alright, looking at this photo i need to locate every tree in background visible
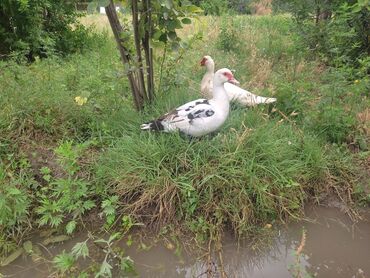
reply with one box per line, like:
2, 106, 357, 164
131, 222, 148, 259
0, 0, 91, 61
273, 0, 370, 74
90, 0, 201, 110
190, 0, 252, 15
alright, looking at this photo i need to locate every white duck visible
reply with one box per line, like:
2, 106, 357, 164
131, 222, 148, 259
200, 55, 276, 107
141, 68, 239, 137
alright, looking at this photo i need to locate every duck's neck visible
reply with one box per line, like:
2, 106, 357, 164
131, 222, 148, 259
211, 81, 230, 113
206, 62, 214, 74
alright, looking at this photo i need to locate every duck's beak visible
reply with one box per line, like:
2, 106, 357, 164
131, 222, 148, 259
228, 77, 240, 85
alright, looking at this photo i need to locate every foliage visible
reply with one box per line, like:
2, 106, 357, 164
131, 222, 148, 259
52, 232, 137, 277
53, 251, 75, 274
190, 0, 252, 15
0, 14, 369, 273
197, 0, 229, 15
0, 154, 33, 247
87, 0, 202, 110
36, 141, 95, 233
0, 0, 95, 61
216, 17, 242, 52
274, 0, 370, 72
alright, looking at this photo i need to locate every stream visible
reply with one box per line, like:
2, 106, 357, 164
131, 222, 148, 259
1, 206, 370, 277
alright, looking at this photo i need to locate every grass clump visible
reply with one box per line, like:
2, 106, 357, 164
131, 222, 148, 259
95, 108, 352, 239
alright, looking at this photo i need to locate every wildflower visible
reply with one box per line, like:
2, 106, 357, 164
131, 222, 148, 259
354, 80, 359, 84
74, 96, 88, 106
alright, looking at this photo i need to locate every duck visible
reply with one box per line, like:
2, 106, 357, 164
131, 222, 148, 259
200, 55, 277, 107
141, 68, 239, 137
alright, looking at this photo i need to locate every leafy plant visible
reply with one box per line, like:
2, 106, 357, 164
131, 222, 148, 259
36, 142, 95, 233
101, 195, 119, 227
53, 251, 75, 274
88, 0, 202, 110
216, 17, 242, 52
0, 0, 94, 61
277, 0, 370, 71
0, 160, 32, 230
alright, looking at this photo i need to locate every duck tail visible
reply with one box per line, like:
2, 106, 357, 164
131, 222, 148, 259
140, 120, 165, 131
251, 96, 277, 105
264, 97, 277, 104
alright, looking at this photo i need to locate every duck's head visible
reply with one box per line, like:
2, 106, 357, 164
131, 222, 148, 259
200, 55, 215, 71
214, 68, 239, 86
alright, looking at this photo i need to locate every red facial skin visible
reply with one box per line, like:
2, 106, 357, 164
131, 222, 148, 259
200, 57, 207, 66
223, 72, 238, 84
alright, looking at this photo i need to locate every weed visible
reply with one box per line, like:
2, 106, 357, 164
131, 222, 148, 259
289, 228, 313, 278
216, 17, 242, 53
53, 251, 75, 274
36, 141, 96, 234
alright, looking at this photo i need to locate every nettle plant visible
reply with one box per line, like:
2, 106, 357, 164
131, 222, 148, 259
53, 232, 136, 277
36, 141, 95, 234
88, 0, 202, 110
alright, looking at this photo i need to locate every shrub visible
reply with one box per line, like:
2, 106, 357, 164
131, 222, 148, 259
0, 0, 92, 61
274, 0, 370, 73
190, 0, 252, 15
216, 17, 242, 52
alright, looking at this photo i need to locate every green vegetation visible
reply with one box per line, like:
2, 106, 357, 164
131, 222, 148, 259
0, 0, 93, 61
275, 0, 370, 72
0, 7, 369, 276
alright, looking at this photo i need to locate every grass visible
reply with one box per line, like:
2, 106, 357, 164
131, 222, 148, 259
0, 13, 369, 272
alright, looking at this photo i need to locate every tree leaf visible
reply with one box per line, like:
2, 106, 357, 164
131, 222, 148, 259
87, 1, 98, 14
152, 30, 163, 40
168, 31, 177, 40
181, 18, 192, 24
159, 33, 168, 43
98, 0, 110, 7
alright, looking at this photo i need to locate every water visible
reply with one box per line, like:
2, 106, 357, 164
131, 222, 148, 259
2, 206, 370, 277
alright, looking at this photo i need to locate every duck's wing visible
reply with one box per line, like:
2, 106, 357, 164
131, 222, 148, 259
141, 99, 215, 132
163, 99, 215, 127
224, 82, 277, 106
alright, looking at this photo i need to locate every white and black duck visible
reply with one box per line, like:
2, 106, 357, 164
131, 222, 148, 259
140, 68, 239, 137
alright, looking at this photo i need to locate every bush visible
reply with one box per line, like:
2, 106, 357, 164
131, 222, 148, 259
0, 0, 92, 61
190, 0, 252, 15
216, 17, 242, 52
275, 0, 370, 73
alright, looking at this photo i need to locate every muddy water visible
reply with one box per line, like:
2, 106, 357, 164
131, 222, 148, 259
2, 206, 370, 277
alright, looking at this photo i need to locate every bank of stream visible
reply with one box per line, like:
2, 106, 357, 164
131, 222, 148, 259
1, 206, 369, 277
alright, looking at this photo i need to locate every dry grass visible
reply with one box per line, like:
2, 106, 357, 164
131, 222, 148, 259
251, 0, 272, 15
79, 14, 112, 33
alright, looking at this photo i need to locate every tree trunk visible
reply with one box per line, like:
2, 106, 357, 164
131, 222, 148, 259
105, 0, 144, 110
142, 0, 154, 102
131, 0, 148, 102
